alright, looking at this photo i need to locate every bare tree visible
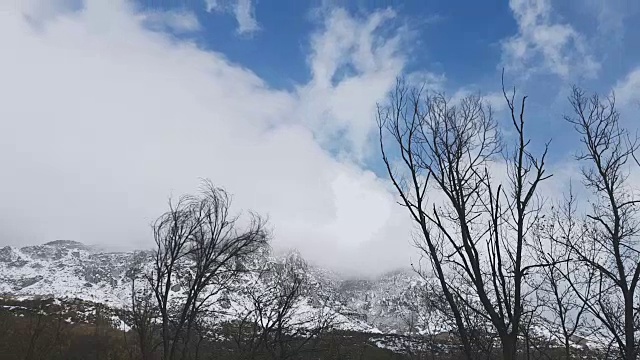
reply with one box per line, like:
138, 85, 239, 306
377, 76, 550, 360
533, 190, 593, 360
233, 253, 334, 360
148, 180, 269, 360
129, 273, 160, 360
561, 87, 640, 360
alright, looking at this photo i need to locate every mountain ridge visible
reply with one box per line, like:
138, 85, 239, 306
0, 240, 427, 334
0, 240, 608, 356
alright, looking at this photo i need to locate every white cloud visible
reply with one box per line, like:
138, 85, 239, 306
0, 0, 413, 275
584, 0, 637, 45
297, 8, 408, 161
614, 67, 640, 108
139, 10, 201, 34
404, 71, 446, 91
502, 0, 599, 79
206, 0, 260, 36
233, 0, 260, 35
450, 87, 509, 113
205, 0, 218, 11
19, 0, 82, 23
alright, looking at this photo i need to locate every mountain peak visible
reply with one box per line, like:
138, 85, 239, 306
42, 240, 87, 249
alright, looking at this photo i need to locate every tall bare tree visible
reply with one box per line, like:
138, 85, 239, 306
148, 180, 269, 360
561, 87, 640, 360
377, 77, 550, 360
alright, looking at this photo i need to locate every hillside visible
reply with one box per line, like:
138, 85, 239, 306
0, 240, 431, 334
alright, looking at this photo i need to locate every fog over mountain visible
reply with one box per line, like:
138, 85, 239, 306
0, 0, 420, 276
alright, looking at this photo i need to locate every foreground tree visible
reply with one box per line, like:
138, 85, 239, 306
378, 77, 550, 360
232, 253, 334, 360
561, 87, 640, 360
148, 180, 269, 360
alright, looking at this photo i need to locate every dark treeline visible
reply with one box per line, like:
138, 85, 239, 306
0, 297, 450, 360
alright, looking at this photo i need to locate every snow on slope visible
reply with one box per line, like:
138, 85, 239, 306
0, 240, 137, 306
0, 241, 389, 332
0, 241, 609, 352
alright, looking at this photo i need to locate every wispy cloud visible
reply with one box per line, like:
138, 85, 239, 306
139, 10, 201, 34
206, 0, 260, 36
502, 0, 599, 79
585, 0, 629, 44
614, 67, 640, 108
297, 7, 412, 161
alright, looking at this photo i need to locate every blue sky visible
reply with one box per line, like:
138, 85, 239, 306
138, 1, 639, 86
135, 0, 640, 162
1, 0, 639, 275
138, 0, 514, 90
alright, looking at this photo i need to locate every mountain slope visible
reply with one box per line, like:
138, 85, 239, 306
0, 240, 609, 355
0, 241, 423, 333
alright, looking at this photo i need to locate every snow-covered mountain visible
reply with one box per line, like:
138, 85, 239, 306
0, 240, 137, 306
0, 240, 610, 357
0, 240, 427, 333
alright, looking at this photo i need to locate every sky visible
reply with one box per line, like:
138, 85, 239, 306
0, 0, 639, 276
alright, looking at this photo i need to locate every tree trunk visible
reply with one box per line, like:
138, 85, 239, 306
625, 294, 637, 360
501, 335, 517, 360
162, 319, 170, 360
563, 338, 571, 360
